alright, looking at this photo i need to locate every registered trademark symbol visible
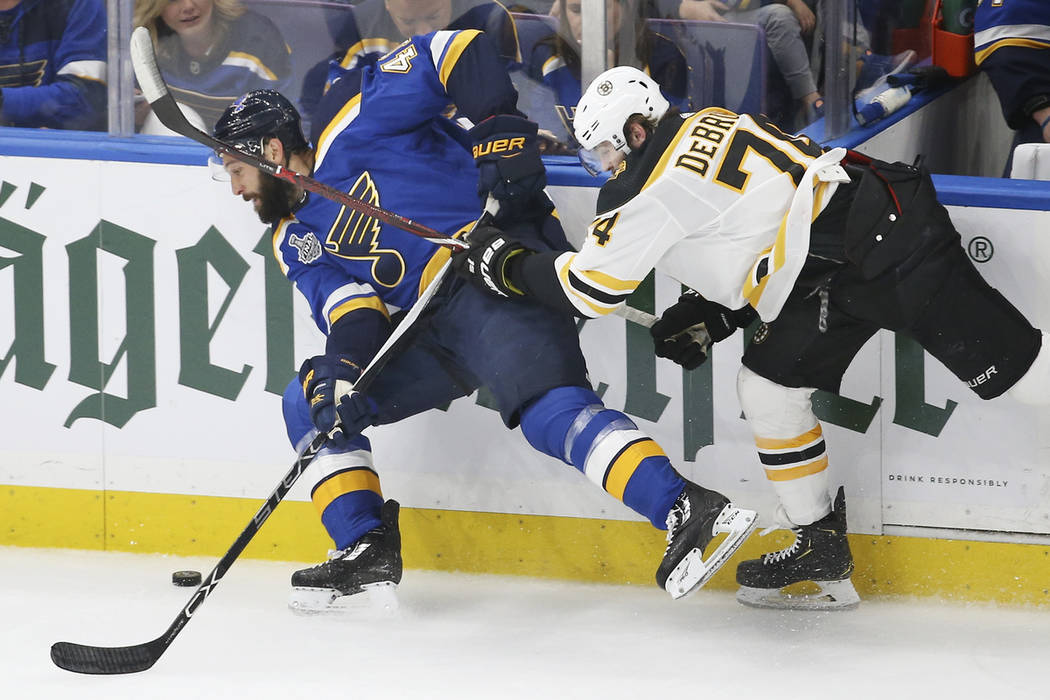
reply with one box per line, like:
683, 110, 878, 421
967, 236, 993, 262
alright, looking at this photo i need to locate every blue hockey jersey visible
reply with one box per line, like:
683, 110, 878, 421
975, 0, 1050, 64
0, 0, 106, 130
299, 0, 520, 124
273, 29, 543, 367
974, 0, 1050, 129
155, 9, 293, 128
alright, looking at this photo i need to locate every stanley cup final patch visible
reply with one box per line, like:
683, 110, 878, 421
289, 232, 322, 264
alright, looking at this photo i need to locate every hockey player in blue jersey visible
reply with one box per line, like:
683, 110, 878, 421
212, 29, 757, 612
0, 0, 107, 130
974, 0, 1050, 171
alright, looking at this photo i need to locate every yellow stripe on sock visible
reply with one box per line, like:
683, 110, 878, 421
764, 456, 828, 482
311, 468, 382, 516
754, 425, 823, 450
604, 439, 665, 501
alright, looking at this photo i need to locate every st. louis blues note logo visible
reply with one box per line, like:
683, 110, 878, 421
325, 171, 406, 287
288, 231, 322, 264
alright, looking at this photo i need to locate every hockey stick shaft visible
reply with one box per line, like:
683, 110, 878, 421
128, 27, 463, 250
49, 432, 327, 674
129, 27, 665, 330
49, 197, 482, 675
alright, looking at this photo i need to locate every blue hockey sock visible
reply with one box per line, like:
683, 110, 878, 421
520, 386, 685, 528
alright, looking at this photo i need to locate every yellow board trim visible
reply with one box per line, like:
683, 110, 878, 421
763, 455, 829, 482
4, 484, 1050, 606
311, 469, 382, 516
604, 439, 665, 501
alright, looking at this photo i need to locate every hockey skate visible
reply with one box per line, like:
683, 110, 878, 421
288, 499, 402, 615
657, 482, 758, 600
735, 487, 859, 611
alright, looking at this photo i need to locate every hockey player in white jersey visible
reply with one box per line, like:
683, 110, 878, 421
452, 65, 1050, 611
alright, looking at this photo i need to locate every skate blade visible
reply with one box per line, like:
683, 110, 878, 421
736, 578, 860, 611
665, 504, 758, 600
288, 581, 400, 616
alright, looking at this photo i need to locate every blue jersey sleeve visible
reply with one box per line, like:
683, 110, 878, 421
975, 0, 1050, 128
273, 217, 391, 365
352, 29, 521, 139
1, 0, 107, 130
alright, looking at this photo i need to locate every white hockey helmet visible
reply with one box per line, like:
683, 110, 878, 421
573, 66, 670, 175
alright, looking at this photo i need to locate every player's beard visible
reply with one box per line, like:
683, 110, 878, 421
255, 173, 300, 225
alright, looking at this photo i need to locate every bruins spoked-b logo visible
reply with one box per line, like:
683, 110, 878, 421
325, 171, 406, 288
597, 80, 613, 96
752, 322, 770, 344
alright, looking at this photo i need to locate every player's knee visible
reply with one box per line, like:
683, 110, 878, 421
519, 385, 610, 463
1008, 332, 1050, 405
736, 365, 818, 437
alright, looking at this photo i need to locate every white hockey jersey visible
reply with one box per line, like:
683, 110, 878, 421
556, 108, 848, 321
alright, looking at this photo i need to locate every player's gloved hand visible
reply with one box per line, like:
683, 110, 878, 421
650, 291, 744, 370
299, 354, 377, 446
470, 115, 546, 205
451, 224, 531, 298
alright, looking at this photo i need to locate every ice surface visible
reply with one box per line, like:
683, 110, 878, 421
5, 546, 1047, 698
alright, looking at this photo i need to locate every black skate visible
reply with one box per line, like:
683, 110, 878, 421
288, 499, 402, 615
656, 482, 758, 600
735, 486, 859, 611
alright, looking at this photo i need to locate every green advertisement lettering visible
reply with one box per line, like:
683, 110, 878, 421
176, 226, 252, 400
65, 221, 156, 428
0, 212, 56, 389
254, 229, 296, 394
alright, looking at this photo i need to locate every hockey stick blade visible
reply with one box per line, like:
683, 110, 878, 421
49, 225, 440, 674
128, 27, 460, 249
50, 431, 330, 674
51, 638, 165, 675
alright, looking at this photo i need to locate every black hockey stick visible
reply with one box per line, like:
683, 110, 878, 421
49, 430, 329, 674
128, 27, 664, 330
49, 253, 456, 675
127, 26, 466, 251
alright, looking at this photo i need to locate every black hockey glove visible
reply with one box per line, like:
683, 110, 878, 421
298, 354, 378, 447
650, 292, 748, 370
451, 224, 532, 299
470, 115, 546, 207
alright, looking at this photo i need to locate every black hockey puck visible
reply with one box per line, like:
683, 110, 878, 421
172, 570, 203, 587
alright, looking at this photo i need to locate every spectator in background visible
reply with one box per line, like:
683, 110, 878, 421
974, 0, 1050, 172
133, 0, 293, 129
0, 0, 107, 130
299, 0, 521, 126
530, 0, 688, 148
650, 0, 823, 128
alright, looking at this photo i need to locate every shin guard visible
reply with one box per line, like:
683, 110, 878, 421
520, 386, 684, 528
737, 366, 831, 525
